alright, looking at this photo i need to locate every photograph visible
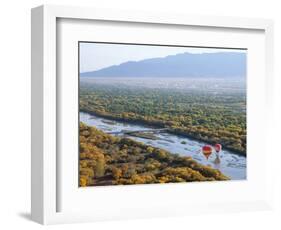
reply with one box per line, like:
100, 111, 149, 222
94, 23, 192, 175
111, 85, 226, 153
79, 42, 247, 187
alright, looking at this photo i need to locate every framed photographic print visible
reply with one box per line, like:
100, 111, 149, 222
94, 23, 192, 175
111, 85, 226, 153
31, 5, 274, 225
78, 42, 246, 186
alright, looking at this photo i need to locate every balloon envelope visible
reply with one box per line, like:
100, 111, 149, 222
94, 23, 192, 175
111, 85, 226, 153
202, 145, 212, 159
214, 144, 222, 153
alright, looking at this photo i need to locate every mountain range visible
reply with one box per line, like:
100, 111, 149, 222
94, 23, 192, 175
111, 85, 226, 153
80, 52, 246, 78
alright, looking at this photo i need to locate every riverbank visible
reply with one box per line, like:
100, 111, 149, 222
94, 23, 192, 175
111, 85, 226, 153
79, 122, 229, 187
80, 108, 246, 156
80, 111, 247, 180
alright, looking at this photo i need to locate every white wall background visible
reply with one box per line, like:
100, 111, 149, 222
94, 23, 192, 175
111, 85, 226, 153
0, 0, 280, 229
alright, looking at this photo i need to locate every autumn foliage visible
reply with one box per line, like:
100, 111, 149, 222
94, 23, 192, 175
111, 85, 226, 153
79, 122, 229, 187
80, 84, 246, 155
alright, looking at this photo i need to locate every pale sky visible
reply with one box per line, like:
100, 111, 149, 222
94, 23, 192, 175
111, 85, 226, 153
79, 42, 246, 73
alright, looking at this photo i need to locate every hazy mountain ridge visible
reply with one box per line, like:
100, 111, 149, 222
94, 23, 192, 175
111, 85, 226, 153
81, 52, 246, 78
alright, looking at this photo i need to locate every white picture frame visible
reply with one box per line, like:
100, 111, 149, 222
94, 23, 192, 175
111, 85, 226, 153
31, 5, 274, 225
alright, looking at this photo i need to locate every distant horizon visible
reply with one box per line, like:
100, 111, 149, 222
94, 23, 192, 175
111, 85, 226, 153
79, 42, 246, 73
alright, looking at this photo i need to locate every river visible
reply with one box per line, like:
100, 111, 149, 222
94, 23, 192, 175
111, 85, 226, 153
80, 112, 246, 180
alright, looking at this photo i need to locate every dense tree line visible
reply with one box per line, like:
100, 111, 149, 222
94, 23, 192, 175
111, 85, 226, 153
80, 83, 246, 155
79, 122, 229, 186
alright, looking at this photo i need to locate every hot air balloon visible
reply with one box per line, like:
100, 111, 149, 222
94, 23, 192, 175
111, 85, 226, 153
214, 144, 222, 153
202, 145, 213, 160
